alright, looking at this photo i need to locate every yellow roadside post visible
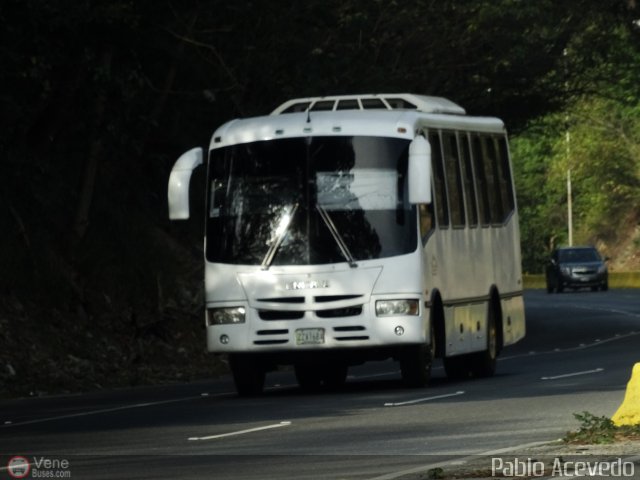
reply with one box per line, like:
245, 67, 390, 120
612, 363, 640, 426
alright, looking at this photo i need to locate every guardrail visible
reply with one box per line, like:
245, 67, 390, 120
523, 272, 640, 289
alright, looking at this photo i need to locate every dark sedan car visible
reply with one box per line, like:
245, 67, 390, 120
546, 246, 609, 293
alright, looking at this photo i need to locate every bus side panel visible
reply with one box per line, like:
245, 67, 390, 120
500, 294, 526, 346
443, 302, 487, 357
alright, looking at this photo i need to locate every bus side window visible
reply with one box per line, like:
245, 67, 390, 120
497, 136, 515, 216
442, 132, 465, 227
459, 133, 479, 227
471, 135, 491, 226
484, 136, 505, 224
429, 132, 449, 228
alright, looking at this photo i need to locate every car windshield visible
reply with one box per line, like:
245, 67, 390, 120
205, 136, 417, 266
558, 248, 600, 263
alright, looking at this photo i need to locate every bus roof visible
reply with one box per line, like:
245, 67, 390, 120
210, 97, 505, 150
271, 93, 467, 115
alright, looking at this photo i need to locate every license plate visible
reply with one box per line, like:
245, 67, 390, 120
296, 328, 325, 345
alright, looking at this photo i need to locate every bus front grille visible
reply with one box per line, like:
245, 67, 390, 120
258, 310, 305, 321
253, 339, 289, 345
258, 306, 363, 321
333, 325, 368, 341
316, 306, 362, 318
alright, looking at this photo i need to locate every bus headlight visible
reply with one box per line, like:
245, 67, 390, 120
375, 300, 419, 317
207, 307, 246, 325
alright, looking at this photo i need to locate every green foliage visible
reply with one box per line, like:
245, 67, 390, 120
511, 17, 640, 271
565, 411, 617, 444
512, 95, 640, 272
564, 411, 640, 444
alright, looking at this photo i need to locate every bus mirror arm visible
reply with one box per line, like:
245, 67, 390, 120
168, 147, 203, 220
408, 136, 432, 204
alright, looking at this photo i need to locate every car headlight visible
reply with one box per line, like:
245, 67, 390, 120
561, 266, 572, 275
375, 299, 419, 317
598, 264, 607, 274
207, 307, 246, 325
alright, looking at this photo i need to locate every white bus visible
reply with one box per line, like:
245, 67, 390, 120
168, 93, 525, 395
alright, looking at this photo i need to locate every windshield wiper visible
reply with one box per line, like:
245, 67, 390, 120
316, 205, 358, 268
261, 203, 299, 270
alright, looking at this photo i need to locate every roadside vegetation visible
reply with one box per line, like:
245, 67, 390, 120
564, 412, 640, 444
2, 1, 640, 397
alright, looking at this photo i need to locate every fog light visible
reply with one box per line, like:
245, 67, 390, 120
220, 335, 230, 345
394, 326, 405, 336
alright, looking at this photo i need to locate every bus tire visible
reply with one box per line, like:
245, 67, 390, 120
400, 344, 432, 388
230, 354, 266, 396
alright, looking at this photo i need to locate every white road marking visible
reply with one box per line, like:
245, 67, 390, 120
499, 330, 640, 361
384, 391, 465, 407
188, 421, 292, 441
1, 393, 229, 428
541, 368, 604, 380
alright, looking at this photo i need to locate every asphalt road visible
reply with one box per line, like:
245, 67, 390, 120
1, 289, 639, 479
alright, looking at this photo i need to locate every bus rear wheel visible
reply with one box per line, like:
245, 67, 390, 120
229, 354, 266, 396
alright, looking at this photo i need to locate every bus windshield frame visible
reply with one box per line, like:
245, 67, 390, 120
205, 136, 417, 267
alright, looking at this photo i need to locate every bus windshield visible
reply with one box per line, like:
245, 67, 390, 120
206, 136, 417, 266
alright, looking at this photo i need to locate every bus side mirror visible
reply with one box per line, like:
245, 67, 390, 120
168, 147, 203, 220
408, 136, 432, 204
